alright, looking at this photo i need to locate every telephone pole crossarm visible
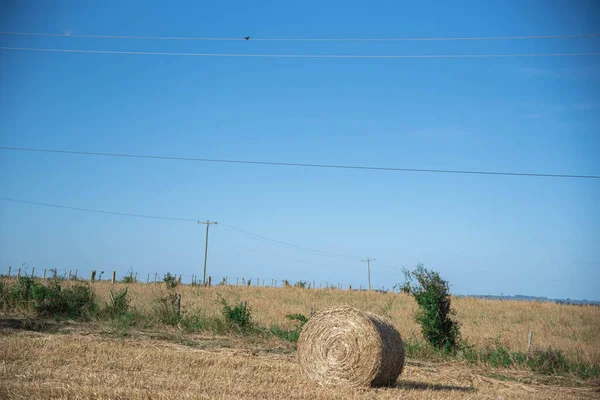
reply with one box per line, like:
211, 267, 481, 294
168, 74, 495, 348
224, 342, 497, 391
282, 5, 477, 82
198, 220, 218, 286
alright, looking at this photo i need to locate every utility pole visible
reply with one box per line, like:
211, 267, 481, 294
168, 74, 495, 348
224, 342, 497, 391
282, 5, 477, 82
198, 220, 218, 286
361, 258, 375, 290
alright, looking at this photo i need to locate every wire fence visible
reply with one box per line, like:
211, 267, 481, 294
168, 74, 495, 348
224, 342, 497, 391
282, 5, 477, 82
2, 266, 391, 292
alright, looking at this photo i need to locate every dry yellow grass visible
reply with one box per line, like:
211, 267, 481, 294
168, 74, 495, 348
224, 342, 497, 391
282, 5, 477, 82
91, 282, 600, 365
1, 331, 598, 399
2, 280, 599, 399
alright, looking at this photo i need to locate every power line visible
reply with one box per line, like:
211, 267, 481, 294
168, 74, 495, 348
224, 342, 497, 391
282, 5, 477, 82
2, 31, 599, 41
0, 32, 247, 41
2, 47, 599, 59
218, 223, 363, 260
249, 34, 600, 42
215, 229, 409, 283
0, 196, 366, 268
0, 196, 198, 222
374, 261, 401, 274
376, 260, 405, 276
1, 146, 598, 179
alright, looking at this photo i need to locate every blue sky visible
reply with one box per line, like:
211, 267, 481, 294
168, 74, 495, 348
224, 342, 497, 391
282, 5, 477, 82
0, 1, 599, 300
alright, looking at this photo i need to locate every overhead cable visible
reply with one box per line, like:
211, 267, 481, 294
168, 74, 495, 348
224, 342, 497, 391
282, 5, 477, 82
218, 223, 363, 260
1, 47, 599, 59
0, 196, 198, 222
2, 31, 598, 42
1, 146, 598, 179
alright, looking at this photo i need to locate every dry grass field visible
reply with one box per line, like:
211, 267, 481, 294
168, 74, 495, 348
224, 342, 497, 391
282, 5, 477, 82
94, 282, 600, 365
1, 280, 599, 399
1, 331, 599, 400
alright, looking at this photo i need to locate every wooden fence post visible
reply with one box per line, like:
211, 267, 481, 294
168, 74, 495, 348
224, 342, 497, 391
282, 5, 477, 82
31, 267, 35, 278
17, 268, 21, 279
225, 276, 228, 285
7, 266, 11, 278
207, 276, 211, 287
134, 272, 138, 283
74, 269, 78, 279
43, 269, 46, 279
154, 273, 158, 284
247, 279, 251, 287
527, 331, 533, 359
111, 271, 116, 284
313, 281, 315, 289
262, 279, 265, 287
68, 270, 72, 281
177, 294, 181, 318
146, 273, 150, 284
90, 270, 96, 282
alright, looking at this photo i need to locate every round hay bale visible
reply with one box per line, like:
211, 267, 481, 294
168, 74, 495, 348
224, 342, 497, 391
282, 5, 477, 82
297, 305, 405, 387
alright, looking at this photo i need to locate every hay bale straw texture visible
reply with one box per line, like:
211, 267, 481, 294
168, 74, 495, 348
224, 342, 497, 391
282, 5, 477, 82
297, 305, 405, 387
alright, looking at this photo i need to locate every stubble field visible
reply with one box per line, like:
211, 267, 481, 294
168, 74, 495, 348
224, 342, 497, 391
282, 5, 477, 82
1, 281, 599, 399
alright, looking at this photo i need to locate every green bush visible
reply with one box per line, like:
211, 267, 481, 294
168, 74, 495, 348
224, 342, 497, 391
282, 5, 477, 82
270, 325, 300, 342
151, 273, 181, 325
285, 313, 308, 325
567, 361, 600, 380
479, 344, 515, 368
181, 309, 228, 334
0, 277, 97, 319
220, 298, 252, 330
459, 343, 598, 380
100, 287, 147, 329
155, 294, 180, 326
35, 282, 98, 319
6, 277, 38, 309
270, 313, 309, 343
400, 264, 461, 353
102, 288, 130, 318
163, 273, 177, 290
404, 338, 448, 361
528, 348, 569, 375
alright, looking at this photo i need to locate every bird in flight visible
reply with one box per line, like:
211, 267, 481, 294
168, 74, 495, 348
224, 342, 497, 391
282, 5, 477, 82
244, 36, 251, 40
